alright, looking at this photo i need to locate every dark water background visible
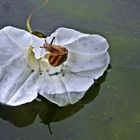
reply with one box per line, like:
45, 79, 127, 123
0, 0, 140, 140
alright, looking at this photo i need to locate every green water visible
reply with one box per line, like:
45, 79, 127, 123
0, 0, 140, 139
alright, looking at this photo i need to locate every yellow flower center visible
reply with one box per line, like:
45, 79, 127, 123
26, 46, 50, 72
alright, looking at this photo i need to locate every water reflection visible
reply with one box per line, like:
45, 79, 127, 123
0, 66, 110, 131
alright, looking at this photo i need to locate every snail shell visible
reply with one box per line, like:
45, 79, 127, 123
41, 41, 68, 67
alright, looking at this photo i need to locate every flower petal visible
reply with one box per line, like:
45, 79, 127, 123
7, 72, 39, 106
65, 35, 109, 55
41, 91, 86, 107
37, 73, 67, 95
0, 27, 24, 66
3, 26, 33, 51
65, 51, 110, 73
76, 62, 109, 80
32, 46, 47, 59
2, 26, 46, 59
37, 72, 93, 106
61, 73, 94, 92
46, 27, 88, 46
32, 36, 46, 59
0, 59, 39, 106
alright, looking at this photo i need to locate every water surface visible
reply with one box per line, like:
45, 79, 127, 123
0, 0, 140, 140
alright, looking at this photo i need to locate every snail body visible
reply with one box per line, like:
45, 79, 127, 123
41, 38, 68, 67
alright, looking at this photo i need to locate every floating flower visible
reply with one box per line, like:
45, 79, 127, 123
0, 26, 110, 106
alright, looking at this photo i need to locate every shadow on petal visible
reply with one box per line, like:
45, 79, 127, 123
0, 65, 110, 130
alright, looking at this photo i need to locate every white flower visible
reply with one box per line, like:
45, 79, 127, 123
0, 26, 110, 106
